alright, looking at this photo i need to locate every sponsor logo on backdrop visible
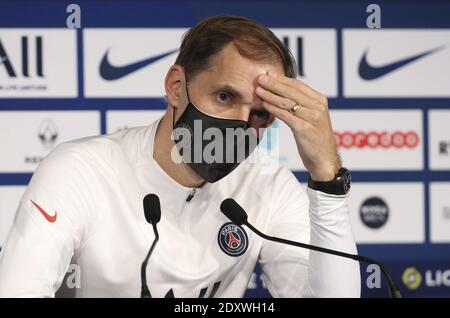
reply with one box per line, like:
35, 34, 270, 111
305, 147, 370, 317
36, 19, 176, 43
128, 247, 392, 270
25, 119, 59, 164
83, 29, 185, 97
38, 119, 59, 150
426, 269, 450, 288
0, 35, 46, 92
402, 267, 450, 290
278, 110, 423, 171
271, 29, 337, 97
0, 35, 44, 78
330, 110, 423, 170
429, 111, 450, 170
280, 35, 304, 77
348, 183, 424, 243
360, 197, 389, 229
84, 28, 337, 97
0, 111, 100, 172
358, 45, 445, 81
439, 140, 450, 155
0, 29, 77, 97
402, 267, 422, 290
343, 29, 450, 97
100, 48, 179, 81
335, 131, 419, 149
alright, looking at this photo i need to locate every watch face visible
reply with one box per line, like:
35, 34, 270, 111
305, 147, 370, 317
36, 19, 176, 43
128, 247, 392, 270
343, 171, 351, 193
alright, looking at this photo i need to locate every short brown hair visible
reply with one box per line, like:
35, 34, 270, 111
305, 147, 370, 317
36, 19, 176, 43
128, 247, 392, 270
175, 15, 296, 82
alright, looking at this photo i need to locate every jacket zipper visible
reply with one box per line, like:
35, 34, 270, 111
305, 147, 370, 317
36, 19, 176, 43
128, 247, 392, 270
186, 188, 196, 202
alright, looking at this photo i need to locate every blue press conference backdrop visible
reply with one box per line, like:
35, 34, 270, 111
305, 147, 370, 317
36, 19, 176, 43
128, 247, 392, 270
0, 0, 450, 298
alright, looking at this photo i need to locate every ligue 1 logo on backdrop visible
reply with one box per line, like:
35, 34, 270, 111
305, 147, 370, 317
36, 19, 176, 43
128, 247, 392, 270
402, 267, 423, 290
218, 222, 248, 257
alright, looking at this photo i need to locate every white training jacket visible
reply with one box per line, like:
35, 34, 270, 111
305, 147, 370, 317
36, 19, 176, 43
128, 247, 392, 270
0, 117, 360, 298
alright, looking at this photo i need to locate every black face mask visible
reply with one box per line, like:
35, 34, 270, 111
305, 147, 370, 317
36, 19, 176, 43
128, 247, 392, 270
172, 85, 260, 183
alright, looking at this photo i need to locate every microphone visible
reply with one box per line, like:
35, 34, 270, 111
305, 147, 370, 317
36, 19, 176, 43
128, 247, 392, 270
220, 198, 402, 298
141, 194, 161, 298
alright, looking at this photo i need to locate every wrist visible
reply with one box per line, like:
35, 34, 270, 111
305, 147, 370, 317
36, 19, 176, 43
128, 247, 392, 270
309, 165, 341, 182
308, 167, 351, 195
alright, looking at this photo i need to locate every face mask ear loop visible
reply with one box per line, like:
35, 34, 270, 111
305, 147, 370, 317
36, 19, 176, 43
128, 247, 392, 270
185, 78, 191, 104
173, 77, 190, 129
172, 104, 176, 129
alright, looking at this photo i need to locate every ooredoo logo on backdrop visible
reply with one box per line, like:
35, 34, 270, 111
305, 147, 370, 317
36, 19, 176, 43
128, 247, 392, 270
0, 29, 77, 97
0, 111, 100, 173
343, 29, 450, 97
335, 131, 419, 149
83, 29, 186, 97
265, 110, 423, 172
331, 110, 423, 170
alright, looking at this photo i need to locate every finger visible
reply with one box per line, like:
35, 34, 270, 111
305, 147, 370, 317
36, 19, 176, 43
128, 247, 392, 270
268, 71, 328, 105
257, 74, 323, 110
255, 85, 317, 112
256, 83, 333, 130
260, 100, 309, 131
291, 106, 326, 127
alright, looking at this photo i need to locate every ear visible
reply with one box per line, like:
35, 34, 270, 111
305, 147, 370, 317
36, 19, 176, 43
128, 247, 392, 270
164, 64, 186, 108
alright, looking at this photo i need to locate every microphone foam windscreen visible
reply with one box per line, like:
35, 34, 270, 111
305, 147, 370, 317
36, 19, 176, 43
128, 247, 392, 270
143, 193, 161, 224
220, 198, 248, 226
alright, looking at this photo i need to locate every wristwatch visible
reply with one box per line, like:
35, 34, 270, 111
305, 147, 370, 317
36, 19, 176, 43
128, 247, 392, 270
308, 167, 351, 195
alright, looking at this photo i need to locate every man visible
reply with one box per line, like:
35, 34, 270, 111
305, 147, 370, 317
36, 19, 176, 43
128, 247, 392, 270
0, 15, 360, 297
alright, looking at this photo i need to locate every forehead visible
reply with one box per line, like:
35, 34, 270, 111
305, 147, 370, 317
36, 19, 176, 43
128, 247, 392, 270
206, 43, 284, 84
196, 43, 284, 106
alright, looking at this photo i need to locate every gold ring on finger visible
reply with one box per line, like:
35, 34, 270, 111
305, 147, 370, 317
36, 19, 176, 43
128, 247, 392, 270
289, 104, 301, 114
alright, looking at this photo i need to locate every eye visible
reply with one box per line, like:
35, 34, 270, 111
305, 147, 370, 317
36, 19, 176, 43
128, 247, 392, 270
216, 91, 233, 105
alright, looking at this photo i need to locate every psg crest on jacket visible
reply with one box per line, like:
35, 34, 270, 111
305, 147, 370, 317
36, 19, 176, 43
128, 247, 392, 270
218, 222, 249, 257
